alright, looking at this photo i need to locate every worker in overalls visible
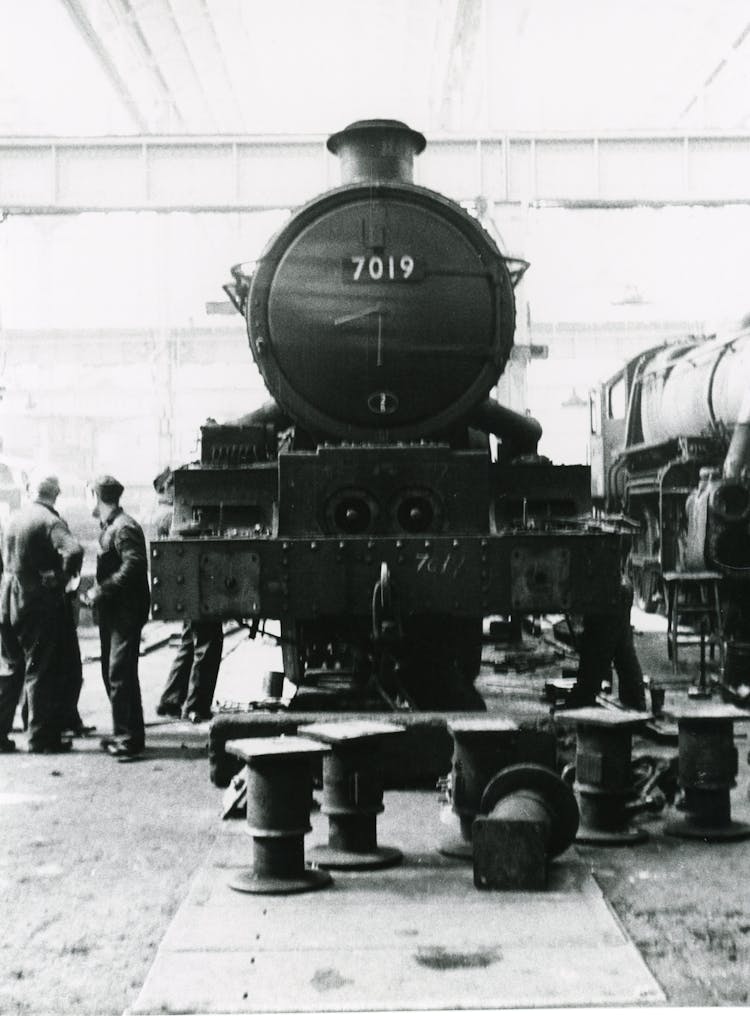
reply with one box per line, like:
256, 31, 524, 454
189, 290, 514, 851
566, 575, 648, 711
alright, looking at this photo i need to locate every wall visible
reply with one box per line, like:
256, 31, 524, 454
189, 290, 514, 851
2, 202, 749, 482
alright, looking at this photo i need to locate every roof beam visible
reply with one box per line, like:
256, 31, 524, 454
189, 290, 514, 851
680, 18, 750, 123
111, 0, 192, 131
59, 0, 150, 132
438, 0, 483, 130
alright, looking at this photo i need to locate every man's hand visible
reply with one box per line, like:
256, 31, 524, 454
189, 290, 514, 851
81, 583, 102, 607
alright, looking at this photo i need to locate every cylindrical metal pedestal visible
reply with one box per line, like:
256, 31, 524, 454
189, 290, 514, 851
225, 736, 332, 894
439, 718, 529, 859
300, 721, 404, 870
665, 704, 750, 841
556, 708, 648, 845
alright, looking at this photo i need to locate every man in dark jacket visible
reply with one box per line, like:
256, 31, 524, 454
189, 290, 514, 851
0, 474, 83, 753
87, 475, 150, 760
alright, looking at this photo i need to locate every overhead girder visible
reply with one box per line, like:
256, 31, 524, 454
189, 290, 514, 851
4, 131, 750, 213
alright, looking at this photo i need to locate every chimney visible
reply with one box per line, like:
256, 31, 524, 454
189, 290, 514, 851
327, 119, 426, 185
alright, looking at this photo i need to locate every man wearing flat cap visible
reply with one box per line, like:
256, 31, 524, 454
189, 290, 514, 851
0, 473, 83, 753
87, 475, 150, 760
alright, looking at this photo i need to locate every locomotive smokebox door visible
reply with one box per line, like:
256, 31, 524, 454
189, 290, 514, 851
199, 549, 261, 617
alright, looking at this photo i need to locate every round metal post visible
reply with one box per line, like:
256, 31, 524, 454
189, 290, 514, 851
725, 640, 750, 693
299, 721, 404, 870
225, 737, 332, 894
556, 708, 648, 845
439, 718, 520, 859
688, 620, 712, 699
665, 704, 750, 841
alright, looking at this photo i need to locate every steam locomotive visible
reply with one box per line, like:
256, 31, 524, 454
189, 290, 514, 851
590, 327, 750, 694
150, 119, 622, 709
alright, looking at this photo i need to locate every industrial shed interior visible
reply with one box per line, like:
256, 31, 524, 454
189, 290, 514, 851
1, 2, 750, 1014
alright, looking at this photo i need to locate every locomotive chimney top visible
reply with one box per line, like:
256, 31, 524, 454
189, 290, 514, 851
327, 119, 426, 184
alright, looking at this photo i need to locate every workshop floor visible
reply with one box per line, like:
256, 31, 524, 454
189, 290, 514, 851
132, 793, 663, 1013
0, 612, 749, 1014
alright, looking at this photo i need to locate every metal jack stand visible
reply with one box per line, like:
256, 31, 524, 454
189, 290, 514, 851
299, 720, 404, 870
688, 620, 713, 700
556, 708, 649, 845
473, 763, 579, 890
438, 717, 555, 859
225, 736, 332, 894
665, 704, 750, 841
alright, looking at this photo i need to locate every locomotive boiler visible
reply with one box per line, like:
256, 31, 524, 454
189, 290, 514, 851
591, 326, 750, 696
150, 119, 622, 709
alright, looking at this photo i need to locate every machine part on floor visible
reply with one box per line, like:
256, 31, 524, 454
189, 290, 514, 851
543, 676, 577, 705
488, 616, 523, 643
630, 754, 679, 814
472, 763, 579, 890
221, 773, 247, 820
299, 720, 405, 869
261, 670, 285, 700
438, 717, 557, 859
225, 736, 332, 894
664, 704, 750, 841
649, 683, 666, 717
492, 648, 562, 675
555, 708, 649, 845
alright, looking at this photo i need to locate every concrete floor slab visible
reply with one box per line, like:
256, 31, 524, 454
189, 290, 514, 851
131, 791, 665, 1013
131, 940, 660, 1013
